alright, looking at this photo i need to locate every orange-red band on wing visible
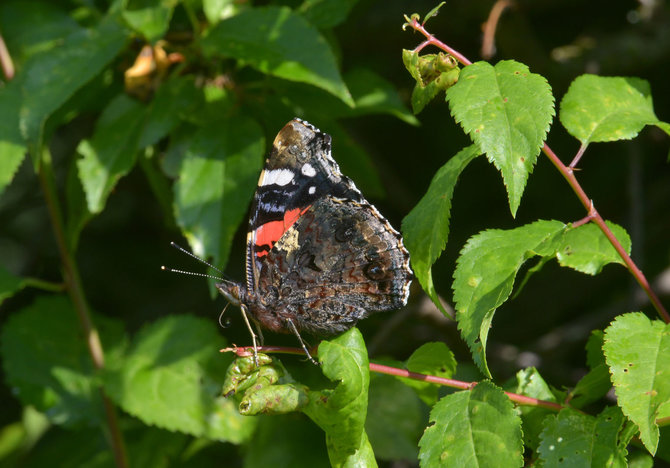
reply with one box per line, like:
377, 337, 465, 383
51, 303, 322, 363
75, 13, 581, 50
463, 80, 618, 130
254, 205, 311, 257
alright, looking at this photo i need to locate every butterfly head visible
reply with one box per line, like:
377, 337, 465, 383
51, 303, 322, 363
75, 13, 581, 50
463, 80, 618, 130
216, 280, 244, 307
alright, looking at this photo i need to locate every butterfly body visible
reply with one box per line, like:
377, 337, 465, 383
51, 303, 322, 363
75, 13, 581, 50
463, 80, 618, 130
216, 119, 412, 340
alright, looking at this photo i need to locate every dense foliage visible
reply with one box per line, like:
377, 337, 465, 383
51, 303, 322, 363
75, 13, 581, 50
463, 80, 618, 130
1, 0, 670, 466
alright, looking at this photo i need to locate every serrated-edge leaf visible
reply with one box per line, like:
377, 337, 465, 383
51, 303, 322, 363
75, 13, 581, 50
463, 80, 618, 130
18, 15, 128, 165
560, 75, 662, 145
454, 219, 632, 377
453, 220, 565, 376
510, 367, 557, 450
557, 221, 632, 275
402, 145, 480, 314
102, 314, 256, 443
0, 296, 124, 426
403, 342, 456, 405
446, 60, 554, 216
76, 94, 145, 213
418, 381, 523, 467
603, 312, 670, 454
202, 6, 353, 106
538, 407, 627, 467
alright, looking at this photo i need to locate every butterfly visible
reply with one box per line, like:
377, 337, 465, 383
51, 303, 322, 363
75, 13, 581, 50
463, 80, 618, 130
172, 119, 412, 364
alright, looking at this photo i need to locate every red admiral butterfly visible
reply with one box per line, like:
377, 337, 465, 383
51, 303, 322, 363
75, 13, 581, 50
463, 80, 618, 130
202, 119, 412, 363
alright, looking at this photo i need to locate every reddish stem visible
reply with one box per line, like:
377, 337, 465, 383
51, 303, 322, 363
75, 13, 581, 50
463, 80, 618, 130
370, 362, 564, 411
481, 0, 513, 59
224, 346, 564, 411
405, 20, 670, 323
569, 143, 588, 168
408, 18, 472, 66
0, 33, 14, 80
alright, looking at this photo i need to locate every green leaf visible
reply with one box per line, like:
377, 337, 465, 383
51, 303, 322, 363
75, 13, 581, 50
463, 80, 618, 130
603, 312, 670, 454
558, 221, 631, 274
103, 315, 256, 443
446, 60, 554, 216
298, 0, 359, 28
454, 220, 632, 376
0, 264, 26, 305
0, 296, 125, 426
76, 94, 145, 214
139, 76, 202, 149
570, 331, 612, 409
0, 83, 26, 197
303, 328, 373, 467
0, 1, 82, 62
17, 15, 128, 164
203, 0, 241, 25
402, 49, 460, 114
201, 6, 353, 106
344, 68, 419, 125
366, 374, 424, 461
418, 381, 523, 467
509, 367, 558, 450
454, 220, 565, 376
402, 145, 480, 314
121, 0, 174, 42
560, 75, 668, 146
423, 2, 446, 24
173, 115, 264, 269
404, 342, 457, 405
538, 406, 628, 467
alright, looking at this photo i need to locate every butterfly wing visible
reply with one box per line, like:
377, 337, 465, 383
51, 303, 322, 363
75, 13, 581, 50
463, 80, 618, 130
250, 195, 412, 336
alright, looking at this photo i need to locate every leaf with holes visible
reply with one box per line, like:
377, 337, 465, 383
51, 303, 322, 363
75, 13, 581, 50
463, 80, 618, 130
538, 407, 628, 467
603, 313, 670, 454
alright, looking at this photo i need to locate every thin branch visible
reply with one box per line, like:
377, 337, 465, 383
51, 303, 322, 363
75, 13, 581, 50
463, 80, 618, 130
369, 362, 564, 411
404, 20, 669, 323
223, 346, 564, 411
407, 17, 472, 66
481, 0, 513, 59
0, 32, 15, 80
38, 149, 128, 468
569, 143, 589, 168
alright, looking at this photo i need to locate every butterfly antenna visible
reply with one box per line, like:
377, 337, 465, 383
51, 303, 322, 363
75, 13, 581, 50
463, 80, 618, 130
168, 242, 224, 275
160, 266, 223, 281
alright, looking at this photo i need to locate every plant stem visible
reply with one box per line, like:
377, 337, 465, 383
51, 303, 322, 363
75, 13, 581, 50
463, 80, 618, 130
223, 346, 564, 411
542, 144, 670, 323
37, 149, 128, 468
406, 18, 670, 323
369, 362, 564, 411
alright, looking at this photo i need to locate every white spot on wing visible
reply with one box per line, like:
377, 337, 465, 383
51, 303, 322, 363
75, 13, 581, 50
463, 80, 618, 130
301, 163, 317, 177
308, 186, 316, 194
261, 169, 294, 186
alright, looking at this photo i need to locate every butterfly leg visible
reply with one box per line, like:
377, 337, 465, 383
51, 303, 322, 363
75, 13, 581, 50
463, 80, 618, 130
286, 318, 318, 365
239, 304, 260, 366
